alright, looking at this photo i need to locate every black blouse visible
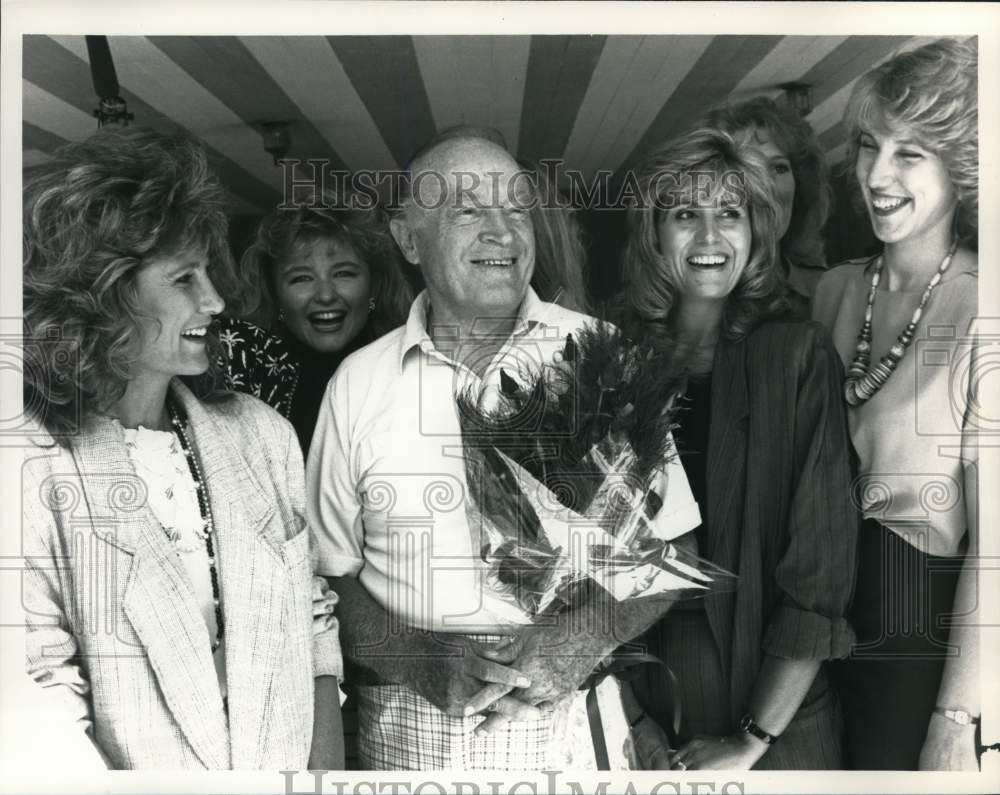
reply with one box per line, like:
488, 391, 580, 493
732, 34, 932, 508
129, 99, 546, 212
219, 317, 355, 455
673, 374, 712, 555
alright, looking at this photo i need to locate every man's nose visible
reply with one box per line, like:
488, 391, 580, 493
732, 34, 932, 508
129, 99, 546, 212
479, 210, 515, 246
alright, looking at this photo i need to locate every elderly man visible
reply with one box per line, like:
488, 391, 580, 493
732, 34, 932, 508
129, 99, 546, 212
306, 131, 700, 770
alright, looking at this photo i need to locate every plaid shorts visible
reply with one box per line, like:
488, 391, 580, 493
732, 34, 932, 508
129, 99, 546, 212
356, 683, 551, 770
355, 676, 632, 771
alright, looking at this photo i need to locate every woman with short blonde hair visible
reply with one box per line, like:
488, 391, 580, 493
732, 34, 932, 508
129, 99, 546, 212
813, 37, 980, 770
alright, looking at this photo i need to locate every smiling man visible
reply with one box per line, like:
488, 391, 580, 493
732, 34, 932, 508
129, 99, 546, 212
305, 130, 701, 770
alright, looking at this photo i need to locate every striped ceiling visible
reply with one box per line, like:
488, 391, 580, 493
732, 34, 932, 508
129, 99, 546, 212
22, 34, 950, 214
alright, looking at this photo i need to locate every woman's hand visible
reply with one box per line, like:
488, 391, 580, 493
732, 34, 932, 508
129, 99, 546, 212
312, 576, 338, 635
918, 712, 979, 771
668, 732, 769, 771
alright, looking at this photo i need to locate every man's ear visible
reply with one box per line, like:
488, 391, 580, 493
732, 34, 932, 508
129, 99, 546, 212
389, 215, 421, 266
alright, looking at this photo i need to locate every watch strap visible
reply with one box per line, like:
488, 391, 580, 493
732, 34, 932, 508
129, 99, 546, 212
739, 713, 778, 745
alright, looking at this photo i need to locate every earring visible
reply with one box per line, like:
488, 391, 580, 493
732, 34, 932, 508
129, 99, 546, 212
368, 299, 376, 313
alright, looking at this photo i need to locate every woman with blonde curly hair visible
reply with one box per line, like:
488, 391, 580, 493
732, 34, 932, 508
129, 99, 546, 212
221, 199, 413, 453
22, 126, 343, 769
701, 96, 833, 309
619, 127, 857, 770
812, 38, 980, 770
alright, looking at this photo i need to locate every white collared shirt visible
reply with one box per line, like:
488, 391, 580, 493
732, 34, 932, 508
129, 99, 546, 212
306, 289, 700, 632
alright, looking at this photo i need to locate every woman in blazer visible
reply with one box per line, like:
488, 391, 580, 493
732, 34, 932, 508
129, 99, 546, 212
618, 128, 857, 770
21, 127, 343, 769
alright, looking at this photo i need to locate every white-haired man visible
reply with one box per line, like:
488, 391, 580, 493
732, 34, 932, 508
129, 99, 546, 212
306, 131, 700, 769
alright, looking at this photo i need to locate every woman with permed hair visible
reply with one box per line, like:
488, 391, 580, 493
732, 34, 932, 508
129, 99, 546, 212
22, 126, 343, 769
812, 38, 980, 770
220, 198, 414, 453
618, 127, 857, 770
700, 95, 833, 310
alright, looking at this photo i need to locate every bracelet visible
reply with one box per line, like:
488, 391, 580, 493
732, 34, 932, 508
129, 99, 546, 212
628, 710, 648, 730
934, 707, 979, 727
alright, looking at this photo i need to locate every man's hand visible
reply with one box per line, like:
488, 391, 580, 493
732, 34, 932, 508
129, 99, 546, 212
503, 623, 607, 705
406, 633, 542, 722
631, 715, 674, 770
465, 616, 612, 734
331, 576, 541, 720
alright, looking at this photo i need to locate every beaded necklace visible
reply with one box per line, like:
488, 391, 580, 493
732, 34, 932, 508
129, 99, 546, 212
844, 239, 958, 407
166, 399, 224, 652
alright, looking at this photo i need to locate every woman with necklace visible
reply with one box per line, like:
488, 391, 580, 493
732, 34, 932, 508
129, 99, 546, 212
22, 127, 343, 769
221, 199, 414, 455
812, 38, 980, 770
619, 127, 857, 770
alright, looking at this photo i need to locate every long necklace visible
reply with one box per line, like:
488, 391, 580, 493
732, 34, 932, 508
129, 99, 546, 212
844, 240, 958, 407
167, 399, 224, 653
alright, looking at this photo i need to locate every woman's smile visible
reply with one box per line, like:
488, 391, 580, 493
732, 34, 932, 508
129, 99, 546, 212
686, 253, 730, 270
657, 200, 752, 304
856, 129, 956, 248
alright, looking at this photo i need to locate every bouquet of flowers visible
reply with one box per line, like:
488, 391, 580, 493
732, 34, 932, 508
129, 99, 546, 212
458, 322, 736, 623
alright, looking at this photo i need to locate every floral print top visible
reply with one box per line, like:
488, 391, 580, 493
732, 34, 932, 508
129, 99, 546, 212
218, 317, 298, 419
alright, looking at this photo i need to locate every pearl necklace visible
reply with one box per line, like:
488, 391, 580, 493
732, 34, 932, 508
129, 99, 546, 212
167, 399, 224, 653
844, 240, 958, 407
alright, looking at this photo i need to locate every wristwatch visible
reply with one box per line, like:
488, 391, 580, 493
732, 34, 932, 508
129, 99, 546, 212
934, 707, 980, 726
739, 713, 778, 745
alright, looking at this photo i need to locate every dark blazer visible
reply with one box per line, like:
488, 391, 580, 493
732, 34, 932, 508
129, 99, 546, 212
637, 319, 858, 769
704, 320, 857, 721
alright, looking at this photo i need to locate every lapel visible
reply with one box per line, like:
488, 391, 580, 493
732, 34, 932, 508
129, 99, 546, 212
69, 410, 231, 770
174, 383, 290, 769
702, 339, 749, 675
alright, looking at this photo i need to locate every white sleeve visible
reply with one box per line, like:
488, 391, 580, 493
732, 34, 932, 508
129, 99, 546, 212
647, 432, 701, 541
306, 370, 366, 578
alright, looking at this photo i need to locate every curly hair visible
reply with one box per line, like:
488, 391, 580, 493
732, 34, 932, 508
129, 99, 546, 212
235, 196, 414, 340
621, 127, 789, 343
844, 37, 978, 248
702, 96, 833, 270
23, 126, 238, 442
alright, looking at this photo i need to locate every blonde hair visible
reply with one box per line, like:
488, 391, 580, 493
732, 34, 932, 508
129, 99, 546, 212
237, 197, 414, 339
622, 127, 788, 342
844, 38, 978, 248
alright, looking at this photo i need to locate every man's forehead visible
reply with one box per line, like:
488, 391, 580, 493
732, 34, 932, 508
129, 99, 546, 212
412, 137, 519, 181
408, 137, 532, 207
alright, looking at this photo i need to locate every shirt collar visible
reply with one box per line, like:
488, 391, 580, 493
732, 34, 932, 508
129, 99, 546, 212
397, 287, 552, 372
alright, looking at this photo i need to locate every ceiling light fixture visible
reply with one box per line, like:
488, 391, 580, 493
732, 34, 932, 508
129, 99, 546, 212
258, 121, 293, 165
779, 82, 813, 117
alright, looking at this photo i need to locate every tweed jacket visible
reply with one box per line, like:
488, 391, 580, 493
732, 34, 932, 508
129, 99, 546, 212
23, 380, 342, 769
700, 320, 858, 723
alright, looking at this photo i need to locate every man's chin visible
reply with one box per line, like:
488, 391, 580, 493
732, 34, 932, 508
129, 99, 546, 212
475, 294, 526, 316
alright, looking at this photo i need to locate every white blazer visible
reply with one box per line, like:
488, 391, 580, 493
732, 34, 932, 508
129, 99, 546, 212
23, 380, 342, 769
